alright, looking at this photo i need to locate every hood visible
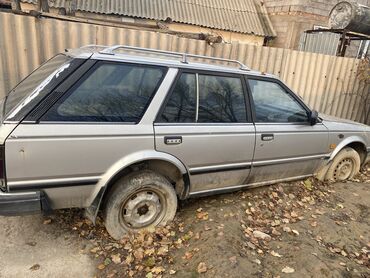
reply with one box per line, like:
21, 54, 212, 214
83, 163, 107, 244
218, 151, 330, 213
319, 113, 369, 128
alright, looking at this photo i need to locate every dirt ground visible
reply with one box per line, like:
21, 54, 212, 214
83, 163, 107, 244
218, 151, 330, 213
0, 168, 369, 278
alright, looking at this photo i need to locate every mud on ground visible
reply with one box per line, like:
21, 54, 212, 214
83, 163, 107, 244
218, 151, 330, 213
0, 167, 369, 278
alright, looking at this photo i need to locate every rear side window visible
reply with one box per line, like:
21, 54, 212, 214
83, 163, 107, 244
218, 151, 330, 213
41, 62, 165, 122
159, 72, 247, 123
198, 75, 246, 123
159, 73, 196, 123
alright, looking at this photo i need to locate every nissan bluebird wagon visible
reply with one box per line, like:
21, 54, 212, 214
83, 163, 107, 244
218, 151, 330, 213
0, 45, 369, 239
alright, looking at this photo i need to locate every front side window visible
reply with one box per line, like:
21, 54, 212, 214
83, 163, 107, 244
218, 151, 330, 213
159, 72, 247, 123
42, 62, 165, 122
248, 79, 308, 123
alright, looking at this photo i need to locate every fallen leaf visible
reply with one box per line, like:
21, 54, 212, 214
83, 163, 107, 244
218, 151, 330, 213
197, 211, 209, 220
134, 249, 144, 261
104, 258, 112, 266
292, 229, 300, 236
125, 254, 134, 265
290, 211, 298, 218
97, 264, 105, 270
144, 257, 156, 267
252, 259, 261, 265
197, 262, 207, 273
271, 251, 282, 257
183, 251, 193, 260
282, 266, 295, 273
229, 256, 237, 264
169, 270, 177, 275
157, 246, 168, 256
90, 246, 100, 254
29, 264, 40, 271
303, 179, 312, 190
151, 266, 165, 274
111, 254, 121, 264
43, 219, 52, 225
107, 270, 118, 278
253, 230, 271, 241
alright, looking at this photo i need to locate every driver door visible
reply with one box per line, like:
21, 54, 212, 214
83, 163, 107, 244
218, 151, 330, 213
247, 77, 329, 184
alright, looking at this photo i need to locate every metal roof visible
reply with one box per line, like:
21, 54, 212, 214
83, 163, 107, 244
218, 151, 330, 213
22, 0, 276, 37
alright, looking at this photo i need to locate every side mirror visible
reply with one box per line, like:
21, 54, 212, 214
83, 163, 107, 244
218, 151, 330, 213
309, 110, 319, 125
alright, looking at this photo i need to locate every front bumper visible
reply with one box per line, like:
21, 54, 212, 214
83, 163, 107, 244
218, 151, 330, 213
0, 190, 47, 216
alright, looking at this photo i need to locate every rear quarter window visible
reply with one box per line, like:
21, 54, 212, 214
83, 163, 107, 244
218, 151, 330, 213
41, 62, 166, 123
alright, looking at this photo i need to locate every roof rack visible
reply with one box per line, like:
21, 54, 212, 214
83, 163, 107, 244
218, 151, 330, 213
97, 45, 250, 71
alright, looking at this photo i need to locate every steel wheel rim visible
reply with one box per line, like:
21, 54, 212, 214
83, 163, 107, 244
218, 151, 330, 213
334, 158, 354, 180
119, 188, 166, 229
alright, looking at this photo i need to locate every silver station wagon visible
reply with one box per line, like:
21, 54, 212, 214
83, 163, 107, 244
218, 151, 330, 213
0, 45, 369, 239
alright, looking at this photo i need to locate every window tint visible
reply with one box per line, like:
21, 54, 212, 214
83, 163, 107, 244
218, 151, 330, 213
159, 73, 196, 123
42, 63, 165, 122
159, 73, 247, 123
248, 79, 308, 123
198, 75, 246, 123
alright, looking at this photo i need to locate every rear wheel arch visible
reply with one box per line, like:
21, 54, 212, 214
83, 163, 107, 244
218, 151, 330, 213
86, 155, 190, 224
101, 159, 190, 209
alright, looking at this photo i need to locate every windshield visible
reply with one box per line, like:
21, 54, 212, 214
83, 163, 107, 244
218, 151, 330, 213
4, 54, 72, 118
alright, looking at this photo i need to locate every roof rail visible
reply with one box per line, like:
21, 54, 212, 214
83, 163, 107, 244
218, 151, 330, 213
98, 45, 250, 71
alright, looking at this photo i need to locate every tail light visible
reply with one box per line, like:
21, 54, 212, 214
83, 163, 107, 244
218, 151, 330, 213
0, 145, 5, 191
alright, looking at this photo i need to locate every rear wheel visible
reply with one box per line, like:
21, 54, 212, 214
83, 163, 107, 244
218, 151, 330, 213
103, 170, 177, 240
325, 147, 361, 181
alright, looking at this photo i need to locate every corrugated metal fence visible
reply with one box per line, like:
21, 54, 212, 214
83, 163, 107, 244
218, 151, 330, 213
0, 12, 369, 124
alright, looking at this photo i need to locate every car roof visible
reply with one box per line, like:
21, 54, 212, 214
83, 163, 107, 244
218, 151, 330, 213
65, 45, 278, 79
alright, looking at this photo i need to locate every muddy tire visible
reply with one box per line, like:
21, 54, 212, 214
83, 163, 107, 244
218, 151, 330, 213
325, 147, 361, 181
103, 170, 177, 240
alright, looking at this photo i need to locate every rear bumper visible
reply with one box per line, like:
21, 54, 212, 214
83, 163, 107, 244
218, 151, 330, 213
0, 190, 47, 216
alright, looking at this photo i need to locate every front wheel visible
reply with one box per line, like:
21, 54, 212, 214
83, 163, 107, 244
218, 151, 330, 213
325, 147, 361, 181
103, 170, 178, 240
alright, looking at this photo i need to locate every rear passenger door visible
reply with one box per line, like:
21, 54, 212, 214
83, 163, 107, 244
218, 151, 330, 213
154, 70, 256, 195
246, 77, 329, 183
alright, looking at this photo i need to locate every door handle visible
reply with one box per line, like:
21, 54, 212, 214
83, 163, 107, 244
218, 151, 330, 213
164, 136, 182, 145
261, 134, 274, 141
